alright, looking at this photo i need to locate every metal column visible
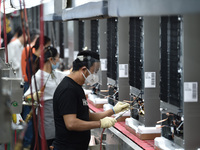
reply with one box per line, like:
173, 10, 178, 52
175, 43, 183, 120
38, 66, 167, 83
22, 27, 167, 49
99, 19, 108, 90
48, 22, 53, 42
74, 21, 79, 52
67, 21, 78, 67
55, 22, 59, 47
183, 14, 200, 149
143, 17, 160, 127
118, 17, 130, 101
32, 7, 37, 29
63, 22, 68, 49
84, 20, 91, 49
74, 21, 79, 62
63, 22, 69, 68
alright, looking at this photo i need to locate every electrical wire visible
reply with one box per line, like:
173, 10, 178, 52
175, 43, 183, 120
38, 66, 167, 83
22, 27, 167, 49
38, 2, 47, 150
14, 122, 28, 150
97, 90, 115, 150
97, 92, 142, 111
100, 128, 105, 150
97, 88, 137, 150
97, 92, 118, 103
14, 1, 39, 149
96, 89, 144, 149
20, 4, 40, 150
15, 130, 17, 144
17, 1, 41, 150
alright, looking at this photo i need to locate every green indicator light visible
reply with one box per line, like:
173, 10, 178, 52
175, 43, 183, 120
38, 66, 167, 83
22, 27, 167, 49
12, 102, 18, 107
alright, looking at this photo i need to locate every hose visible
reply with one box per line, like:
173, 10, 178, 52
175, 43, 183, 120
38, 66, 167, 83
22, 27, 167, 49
100, 128, 105, 150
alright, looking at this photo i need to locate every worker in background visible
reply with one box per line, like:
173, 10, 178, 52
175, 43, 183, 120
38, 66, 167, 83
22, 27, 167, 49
10, 26, 21, 43
24, 46, 68, 150
1, 15, 13, 47
26, 35, 51, 83
21, 28, 40, 93
22, 36, 51, 150
52, 50, 130, 150
7, 27, 27, 78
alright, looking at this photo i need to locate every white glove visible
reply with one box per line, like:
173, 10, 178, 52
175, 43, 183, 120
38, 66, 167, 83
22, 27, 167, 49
25, 91, 42, 102
113, 101, 130, 114
33, 91, 42, 101
100, 117, 117, 128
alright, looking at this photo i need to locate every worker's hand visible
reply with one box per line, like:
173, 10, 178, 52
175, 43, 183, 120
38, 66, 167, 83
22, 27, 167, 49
100, 117, 117, 128
113, 101, 130, 114
33, 91, 42, 101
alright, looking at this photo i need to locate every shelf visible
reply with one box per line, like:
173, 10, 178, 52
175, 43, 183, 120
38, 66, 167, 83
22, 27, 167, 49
108, 0, 200, 17
62, 1, 108, 21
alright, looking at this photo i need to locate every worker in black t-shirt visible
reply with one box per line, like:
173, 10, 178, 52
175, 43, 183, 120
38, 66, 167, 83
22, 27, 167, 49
52, 50, 130, 150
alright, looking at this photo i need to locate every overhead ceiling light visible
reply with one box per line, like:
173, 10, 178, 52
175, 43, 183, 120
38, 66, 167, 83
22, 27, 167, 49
1, 0, 53, 14
1, 0, 17, 14
11, 0, 53, 9
74, 0, 102, 7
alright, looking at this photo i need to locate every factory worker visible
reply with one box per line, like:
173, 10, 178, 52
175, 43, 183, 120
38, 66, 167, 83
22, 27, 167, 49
24, 46, 68, 149
52, 50, 130, 150
7, 27, 27, 78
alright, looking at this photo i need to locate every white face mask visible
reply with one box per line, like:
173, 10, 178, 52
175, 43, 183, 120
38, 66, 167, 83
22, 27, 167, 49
82, 69, 99, 86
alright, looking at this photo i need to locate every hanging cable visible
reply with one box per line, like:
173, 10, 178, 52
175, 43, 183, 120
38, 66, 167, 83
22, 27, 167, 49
21, 0, 39, 138
39, 2, 47, 150
100, 128, 105, 150
21, 1, 42, 149
14, 1, 40, 150
19, 0, 46, 149
14, 121, 28, 150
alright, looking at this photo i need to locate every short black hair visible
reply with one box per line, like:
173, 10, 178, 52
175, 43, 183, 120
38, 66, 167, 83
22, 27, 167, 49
17, 27, 23, 37
44, 46, 58, 63
16, 27, 29, 38
30, 29, 40, 43
33, 35, 51, 50
14, 26, 21, 36
72, 50, 100, 71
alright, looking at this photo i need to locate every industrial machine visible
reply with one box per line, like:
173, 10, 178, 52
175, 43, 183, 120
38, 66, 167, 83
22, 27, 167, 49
159, 15, 184, 147
129, 17, 145, 123
0, 48, 23, 114
0, 47, 23, 148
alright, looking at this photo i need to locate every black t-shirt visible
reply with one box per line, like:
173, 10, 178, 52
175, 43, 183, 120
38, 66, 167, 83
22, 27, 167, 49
53, 77, 90, 150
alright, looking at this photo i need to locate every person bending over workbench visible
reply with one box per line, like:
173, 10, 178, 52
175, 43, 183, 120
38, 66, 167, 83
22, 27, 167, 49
52, 50, 130, 150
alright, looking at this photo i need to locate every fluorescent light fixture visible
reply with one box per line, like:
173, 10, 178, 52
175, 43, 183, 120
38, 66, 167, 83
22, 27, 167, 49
0, 0, 53, 14
74, 0, 103, 7
1, 0, 17, 14
11, 0, 52, 9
